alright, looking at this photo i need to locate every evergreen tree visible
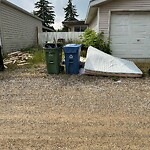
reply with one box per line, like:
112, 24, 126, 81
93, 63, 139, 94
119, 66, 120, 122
60, 25, 68, 32
64, 0, 78, 21
34, 0, 55, 27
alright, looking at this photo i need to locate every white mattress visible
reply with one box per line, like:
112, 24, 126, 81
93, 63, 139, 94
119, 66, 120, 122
84, 46, 143, 75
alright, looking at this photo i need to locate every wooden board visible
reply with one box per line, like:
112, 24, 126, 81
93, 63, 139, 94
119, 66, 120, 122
85, 69, 143, 78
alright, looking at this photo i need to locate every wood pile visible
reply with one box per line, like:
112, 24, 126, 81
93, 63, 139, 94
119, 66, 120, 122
4, 51, 33, 67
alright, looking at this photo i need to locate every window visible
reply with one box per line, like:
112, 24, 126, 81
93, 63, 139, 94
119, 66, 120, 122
74, 26, 88, 32
74, 26, 80, 32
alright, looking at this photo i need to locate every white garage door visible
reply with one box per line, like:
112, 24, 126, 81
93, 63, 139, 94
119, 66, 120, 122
110, 12, 150, 58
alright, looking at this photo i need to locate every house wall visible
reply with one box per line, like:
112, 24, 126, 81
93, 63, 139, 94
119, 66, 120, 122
89, 15, 98, 32
0, 2, 42, 53
97, 0, 150, 35
0, 2, 3, 48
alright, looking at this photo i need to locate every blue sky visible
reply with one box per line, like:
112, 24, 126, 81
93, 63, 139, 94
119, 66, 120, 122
8, 0, 90, 29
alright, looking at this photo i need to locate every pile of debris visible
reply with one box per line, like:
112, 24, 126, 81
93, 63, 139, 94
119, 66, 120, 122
4, 51, 33, 67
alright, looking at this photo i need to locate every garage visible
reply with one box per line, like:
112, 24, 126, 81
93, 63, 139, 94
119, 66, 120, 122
110, 11, 150, 58
86, 0, 150, 60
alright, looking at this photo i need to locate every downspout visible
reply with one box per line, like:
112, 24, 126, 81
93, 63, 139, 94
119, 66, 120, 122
97, 7, 100, 33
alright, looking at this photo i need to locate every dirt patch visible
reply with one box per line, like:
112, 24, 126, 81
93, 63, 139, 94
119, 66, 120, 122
0, 67, 150, 149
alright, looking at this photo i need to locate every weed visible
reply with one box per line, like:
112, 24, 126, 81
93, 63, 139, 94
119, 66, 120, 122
28, 50, 45, 64
135, 62, 150, 77
80, 49, 87, 58
111, 76, 120, 81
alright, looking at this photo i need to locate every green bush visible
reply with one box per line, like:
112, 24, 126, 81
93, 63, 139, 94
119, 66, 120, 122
80, 28, 111, 54
65, 39, 82, 45
80, 28, 97, 46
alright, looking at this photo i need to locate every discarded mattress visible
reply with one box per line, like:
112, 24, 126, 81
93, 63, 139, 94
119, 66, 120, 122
84, 46, 143, 77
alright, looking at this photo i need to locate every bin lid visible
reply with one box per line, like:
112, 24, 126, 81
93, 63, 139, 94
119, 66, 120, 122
63, 44, 81, 53
64, 44, 81, 47
45, 43, 62, 49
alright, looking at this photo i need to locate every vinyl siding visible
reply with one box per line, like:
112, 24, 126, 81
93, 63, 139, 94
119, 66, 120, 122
0, 3, 3, 48
99, 0, 150, 35
0, 3, 42, 53
89, 15, 98, 32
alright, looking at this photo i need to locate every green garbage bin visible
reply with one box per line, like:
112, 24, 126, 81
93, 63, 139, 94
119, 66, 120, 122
44, 43, 62, 74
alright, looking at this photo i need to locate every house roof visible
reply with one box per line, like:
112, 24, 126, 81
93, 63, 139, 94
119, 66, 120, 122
42, 25, 55, 32
86, 0, 112, 24
89, 0, 111, 6
62, 20, 87, 26
1, 0, 42, 22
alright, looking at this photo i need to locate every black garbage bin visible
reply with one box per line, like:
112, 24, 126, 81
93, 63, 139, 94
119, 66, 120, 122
0, 46, 4, 71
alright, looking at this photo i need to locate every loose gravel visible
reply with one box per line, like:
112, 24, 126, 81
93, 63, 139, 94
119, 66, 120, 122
0, 67, 150, 149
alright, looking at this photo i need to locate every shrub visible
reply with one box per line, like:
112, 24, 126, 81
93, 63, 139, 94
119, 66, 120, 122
80, 28, 97, 47
80, 28, 111, 54
65, 39, 82, 45
96, 32, 111, 54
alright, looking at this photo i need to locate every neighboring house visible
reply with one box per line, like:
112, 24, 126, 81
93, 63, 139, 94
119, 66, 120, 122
0, 0, 42, 54
62, 20, 88, 32
86, 0, 150, 60
42, 25, 55, 32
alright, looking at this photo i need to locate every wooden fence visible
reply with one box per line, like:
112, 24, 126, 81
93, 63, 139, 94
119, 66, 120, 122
38, 32, 84, 46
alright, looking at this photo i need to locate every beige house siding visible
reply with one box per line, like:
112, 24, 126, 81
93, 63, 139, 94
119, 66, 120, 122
0, 1, 42, 53
89, 15, 98, 32
0, 2, 3, 47
99, 0, 150, 35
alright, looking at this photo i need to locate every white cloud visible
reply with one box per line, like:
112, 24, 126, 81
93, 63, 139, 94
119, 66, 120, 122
50, 0, 67, 29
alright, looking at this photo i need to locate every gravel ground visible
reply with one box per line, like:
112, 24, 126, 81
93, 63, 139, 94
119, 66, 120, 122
0, 66, 150, 150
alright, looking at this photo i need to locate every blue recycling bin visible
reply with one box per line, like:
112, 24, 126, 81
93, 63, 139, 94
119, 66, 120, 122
63, 44, 81, 74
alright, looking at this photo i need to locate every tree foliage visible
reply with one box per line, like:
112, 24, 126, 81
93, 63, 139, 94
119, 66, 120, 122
64, 0, 78, 21
34, 0, 55, 27
58, 25, 68, 32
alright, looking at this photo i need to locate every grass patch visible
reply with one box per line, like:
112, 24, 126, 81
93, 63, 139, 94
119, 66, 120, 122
28, 50, 45, 65
21, 45, 46, 65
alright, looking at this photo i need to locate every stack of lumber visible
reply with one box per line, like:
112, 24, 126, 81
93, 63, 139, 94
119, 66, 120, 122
4, 51, 33, 67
